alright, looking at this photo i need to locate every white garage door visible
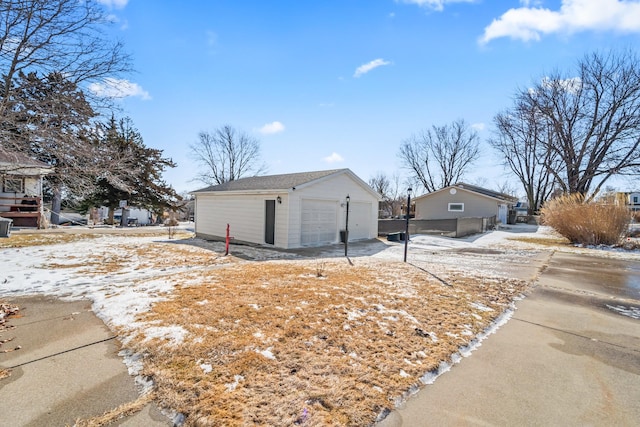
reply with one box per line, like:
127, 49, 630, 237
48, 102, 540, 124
349, 202, 372, 240
301, 200, 337, 246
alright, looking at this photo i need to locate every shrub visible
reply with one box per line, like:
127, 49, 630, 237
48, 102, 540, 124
540, 193, 630, 246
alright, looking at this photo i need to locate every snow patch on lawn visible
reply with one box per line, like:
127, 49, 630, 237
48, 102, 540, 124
143, 325, 188, 345
256, 347, 276, 360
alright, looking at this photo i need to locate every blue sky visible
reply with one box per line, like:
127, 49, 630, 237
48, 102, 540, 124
93, 0, 640, 195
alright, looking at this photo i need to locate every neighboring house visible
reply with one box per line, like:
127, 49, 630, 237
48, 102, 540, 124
625, 192, 640, 212
0, 151, 53, 228
413, 183, 518, 224
192, 169, 381, 249
95, 206, 154, 226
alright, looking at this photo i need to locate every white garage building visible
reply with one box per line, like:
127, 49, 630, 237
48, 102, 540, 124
192, 169, 381, 249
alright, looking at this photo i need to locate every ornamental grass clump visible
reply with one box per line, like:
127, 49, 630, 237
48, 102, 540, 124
541, 193, 630, 246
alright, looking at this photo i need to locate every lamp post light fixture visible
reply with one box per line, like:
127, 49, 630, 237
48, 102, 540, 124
403, 187, 412, 262
344, 194, 350, 257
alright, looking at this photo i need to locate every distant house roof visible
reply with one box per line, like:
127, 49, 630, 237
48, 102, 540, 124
414, 182, 518, 204
454, 183, 518, 203
0, 150, 53, 175
193, 169, 347, 193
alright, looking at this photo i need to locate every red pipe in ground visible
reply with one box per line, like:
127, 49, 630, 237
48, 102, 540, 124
225, 223, 230, 256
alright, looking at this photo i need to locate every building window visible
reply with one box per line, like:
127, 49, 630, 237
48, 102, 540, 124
634, 196, 638, 205
448, 203, 464, 212
3, 177, 24, 193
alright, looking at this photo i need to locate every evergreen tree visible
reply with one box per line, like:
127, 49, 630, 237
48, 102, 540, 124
81, 116, 181, 223
9, 71, 97, 224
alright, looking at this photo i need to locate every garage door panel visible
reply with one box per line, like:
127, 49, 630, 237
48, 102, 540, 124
301, 200, 337, 246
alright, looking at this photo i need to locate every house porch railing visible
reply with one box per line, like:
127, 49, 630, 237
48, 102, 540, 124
0, 196, 43, 228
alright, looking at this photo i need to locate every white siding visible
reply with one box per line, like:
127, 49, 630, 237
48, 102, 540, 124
195, 170, 379, 248
287, 173, 378, 247
23, 177, 40, 195
195, 193, 290, 247
0, 177, 42, 212
348, 201, 373, 240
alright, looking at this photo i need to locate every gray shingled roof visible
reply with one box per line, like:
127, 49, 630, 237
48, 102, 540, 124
456, 182, 519, 202
192, 169, 347, 193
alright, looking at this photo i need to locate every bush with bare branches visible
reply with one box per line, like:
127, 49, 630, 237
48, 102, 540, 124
541, 194, 630, 246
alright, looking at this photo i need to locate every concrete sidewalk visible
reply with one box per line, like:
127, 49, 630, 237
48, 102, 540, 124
0, 296, 170, 426
378, 251, 640, 426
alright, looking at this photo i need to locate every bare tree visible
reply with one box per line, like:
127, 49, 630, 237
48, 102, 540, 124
398, 119, 479, 193
368, 172, 404, 217
490, 101, 559, 214
519, 49, 640, 198
5, 72, 142, 224
190, 125, 266, 185
368, 172, 390, 198
0, 0, 131, 155
0, 0, 133, 224
9, 71, 99, 224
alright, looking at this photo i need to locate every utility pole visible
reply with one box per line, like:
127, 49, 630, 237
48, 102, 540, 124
403, 188, 412, 262
344, 195, 350, 257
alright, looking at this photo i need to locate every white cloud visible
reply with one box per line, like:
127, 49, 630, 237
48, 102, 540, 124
98, 0, 128, 9
323, 152, 344, 163
542, 76, 582, 94
480, 0, 640, 45
354, 59, 391, 78
88, 78, 151, 100
259, 121, 285, 135
106, 14, 128, 30
396, 0, 477, 12
471, 122, 486, 131
519, 0, 543, 6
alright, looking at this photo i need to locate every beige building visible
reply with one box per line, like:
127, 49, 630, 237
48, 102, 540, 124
413, 183, 518, 224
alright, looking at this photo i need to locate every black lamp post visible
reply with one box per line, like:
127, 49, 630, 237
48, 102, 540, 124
403, 187, 412, 262
344, 194, 350, 257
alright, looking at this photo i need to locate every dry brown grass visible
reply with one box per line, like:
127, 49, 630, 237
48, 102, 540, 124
0, 232, 99, 248
507, 236, 571, 247
541, 194, 631, 245
0, 229, 193, 248
127, 259, 527, 426
72, 392, 156, 427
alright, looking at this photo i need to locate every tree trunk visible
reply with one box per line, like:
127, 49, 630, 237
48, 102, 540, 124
50, 184, 62, 225
108, 206, 115, 225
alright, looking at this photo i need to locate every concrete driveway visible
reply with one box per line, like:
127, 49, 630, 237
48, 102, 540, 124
0, 296, 170, 426
378, 251, 640, 426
